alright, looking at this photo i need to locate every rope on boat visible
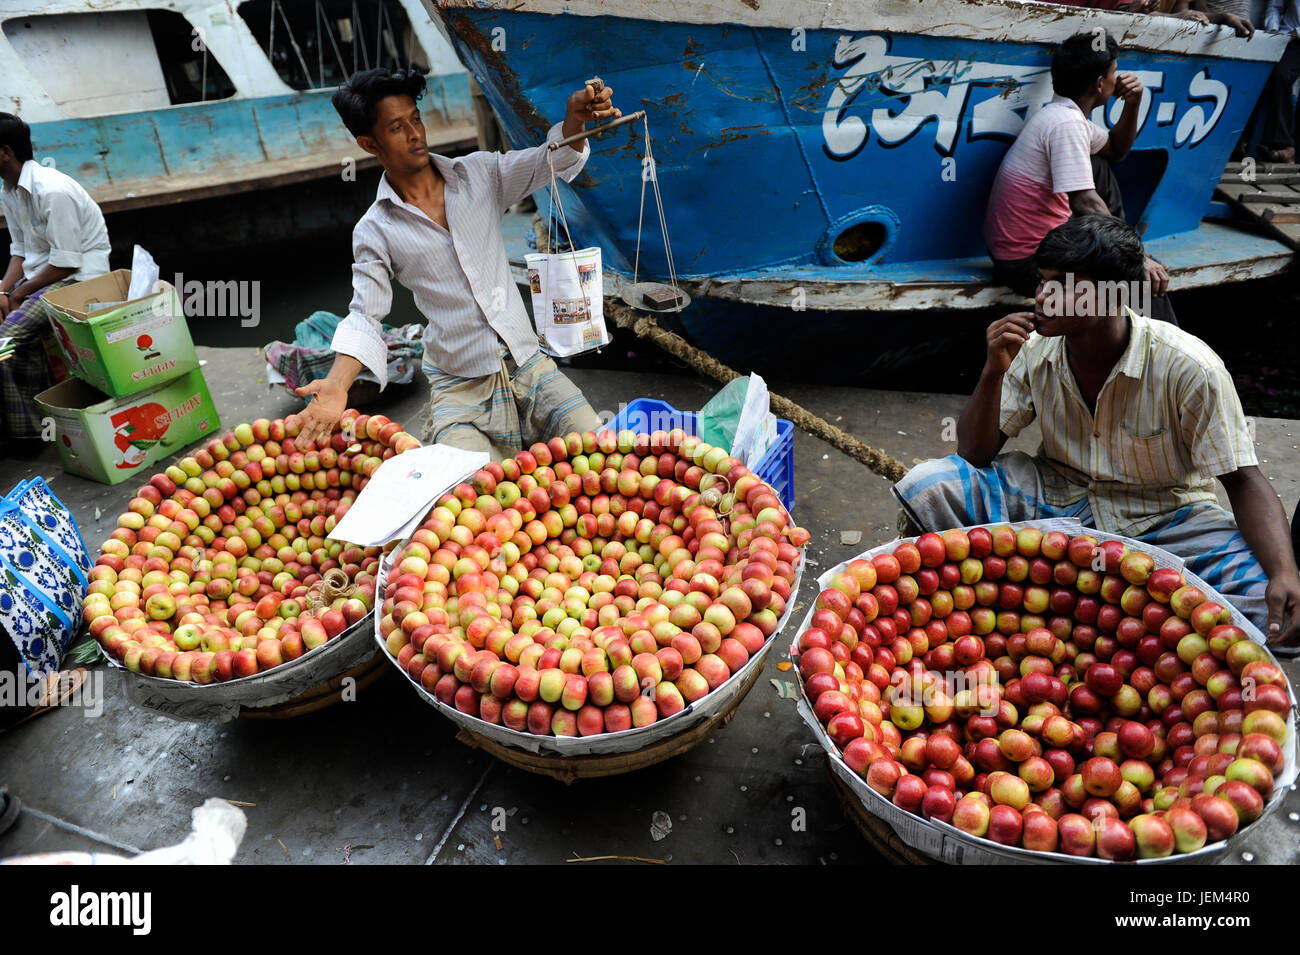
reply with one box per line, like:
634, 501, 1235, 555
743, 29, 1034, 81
603, 300, 910, 483
530, 214, 910, 482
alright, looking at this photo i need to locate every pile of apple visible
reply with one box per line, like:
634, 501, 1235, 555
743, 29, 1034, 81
795, 526, 1294, 860
379, 428, 810, 739
84, 410, 420, 684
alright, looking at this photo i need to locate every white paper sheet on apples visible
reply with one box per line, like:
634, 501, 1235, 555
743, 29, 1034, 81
372, 543, 808, 757
330, 444, 490, 547
791, 518, 1299, 866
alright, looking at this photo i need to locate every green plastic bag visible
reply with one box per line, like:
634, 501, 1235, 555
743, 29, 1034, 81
697, 377, 751, 450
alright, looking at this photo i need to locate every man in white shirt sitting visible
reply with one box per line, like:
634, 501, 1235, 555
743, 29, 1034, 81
0, 113, 111, 442
297, 69, 619, 458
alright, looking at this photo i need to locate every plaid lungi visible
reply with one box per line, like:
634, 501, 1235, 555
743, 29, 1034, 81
0, 279, 75, 440
893, 452, 1270, 633
422, 343, 600, 461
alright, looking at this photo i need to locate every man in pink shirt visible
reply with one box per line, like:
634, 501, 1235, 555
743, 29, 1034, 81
985, 31, 1176, 323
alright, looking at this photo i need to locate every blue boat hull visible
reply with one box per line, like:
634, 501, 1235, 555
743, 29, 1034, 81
444, 8, 1271, 271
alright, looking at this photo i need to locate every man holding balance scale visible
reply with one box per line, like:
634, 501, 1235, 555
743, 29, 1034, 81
297, 69, 620, 459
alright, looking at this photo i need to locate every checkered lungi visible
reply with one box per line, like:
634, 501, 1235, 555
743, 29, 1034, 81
422, 343, 601, 461
0, 279, 75, 440
893, 451, 1270, 633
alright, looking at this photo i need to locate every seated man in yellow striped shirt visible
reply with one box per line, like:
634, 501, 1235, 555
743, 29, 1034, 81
894, 215, 1300, 650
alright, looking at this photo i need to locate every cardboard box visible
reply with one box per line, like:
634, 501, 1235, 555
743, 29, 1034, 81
35, 366, 220, 485
42, 270, 198, 397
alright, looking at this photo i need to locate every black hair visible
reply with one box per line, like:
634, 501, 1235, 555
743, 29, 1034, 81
331, 68, 427, 138
0, 113, 33, 163
1036, 215, 1146, 284
1051, 30, 1119, 99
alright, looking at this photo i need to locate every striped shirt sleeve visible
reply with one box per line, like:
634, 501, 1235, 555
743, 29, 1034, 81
332, 224, 394, 388
1177, 361, 1258, 478
998, 345, 1038, 438
493, 122, 590, 212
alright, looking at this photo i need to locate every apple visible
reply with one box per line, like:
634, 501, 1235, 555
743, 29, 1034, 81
1130, 813, 1175, 858
951, 795, 990, 837
892, 774, 929, 814
1190, 793, 1239, 842
1215, 780, 1264, 825
1057, 813, 1096, 857
1166, 806, 1208, 854
1094, 816, 1136, 861
1081, 757, 1123, 798
986, 804, 1023, 845
920, 786, 957, 823
1224, 758, 1274, 799
1021, 810, 1059, 852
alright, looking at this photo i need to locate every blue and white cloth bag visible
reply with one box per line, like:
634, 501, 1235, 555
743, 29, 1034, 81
0, 478, 91, 676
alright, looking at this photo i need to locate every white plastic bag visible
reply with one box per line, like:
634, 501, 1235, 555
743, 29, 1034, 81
525, 248, 611, 358
730, 372, 778, 468
128, 244, 161, 301
2, 798, 246, 865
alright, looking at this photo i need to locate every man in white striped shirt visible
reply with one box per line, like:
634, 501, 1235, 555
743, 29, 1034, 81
297, 69, 620, 458
895, 216, 1300, 649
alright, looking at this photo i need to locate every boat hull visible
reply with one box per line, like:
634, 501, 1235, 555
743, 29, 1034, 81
432, 1, 1288, 291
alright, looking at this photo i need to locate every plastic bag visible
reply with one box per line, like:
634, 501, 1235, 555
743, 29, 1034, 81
525, 248, 611, 358
697, 377, 747, 450
698, 375, 777, 468
2, 798, 247, 865
128, 245, 161, 301
731, 372, 778, 468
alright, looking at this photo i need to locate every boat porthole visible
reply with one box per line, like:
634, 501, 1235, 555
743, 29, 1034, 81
831, 221, 889, 263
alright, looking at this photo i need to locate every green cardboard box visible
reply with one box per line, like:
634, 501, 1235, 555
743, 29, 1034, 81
42, 269, 198, 397
35, 366, 220, 485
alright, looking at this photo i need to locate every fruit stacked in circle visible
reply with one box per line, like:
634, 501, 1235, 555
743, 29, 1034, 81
381, 428, 810, 738
796, 526, 1292, 860
86, 409, 419, 683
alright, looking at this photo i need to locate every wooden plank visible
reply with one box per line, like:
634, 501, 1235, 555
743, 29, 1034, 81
1224, 162, 1300, 174
1219, 174, 1300, 186
1239, 192, 1300, 204
1216, 160, 1300, 250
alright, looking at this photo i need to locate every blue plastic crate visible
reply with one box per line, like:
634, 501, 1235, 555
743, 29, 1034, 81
605, 397, 796, 512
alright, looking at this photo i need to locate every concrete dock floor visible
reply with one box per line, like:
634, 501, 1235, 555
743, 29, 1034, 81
1, 345, 1296, 864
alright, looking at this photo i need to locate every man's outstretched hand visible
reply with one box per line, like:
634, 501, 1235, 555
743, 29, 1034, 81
295, 377, 349, 449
